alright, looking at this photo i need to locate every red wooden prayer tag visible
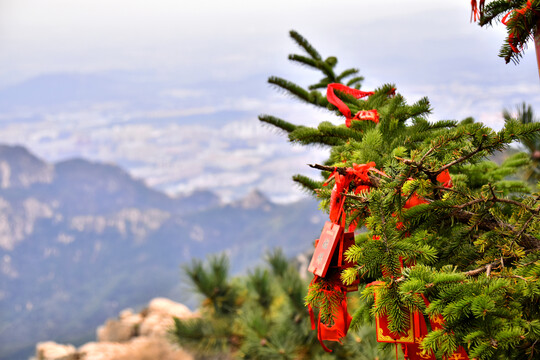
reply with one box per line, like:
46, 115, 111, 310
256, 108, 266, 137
308, 221, 343, 277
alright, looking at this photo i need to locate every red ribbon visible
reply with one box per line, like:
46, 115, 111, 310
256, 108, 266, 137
326, 83, 378, 128
471, 0, 479, 22
328, 172, 353, 226
347, 110, 379, 127
470, 0, 485, 22
308, 278, 351, 352
347, 162, 376, 183
325, 162, 379, 226
346, 162, 377, 231
326, 83, 374, 119
501, 1, 533, 53
318, 296, 352, 352
436, 169, 453, 188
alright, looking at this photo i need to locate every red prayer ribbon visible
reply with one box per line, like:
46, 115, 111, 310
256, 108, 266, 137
501, 0, 534, 53
347, 110, 379, 127
471, 0, 479, 22
470, 0, 485, 22
326, 83, 378, 128
308, 278, 351, 352
326, 83, 373, 119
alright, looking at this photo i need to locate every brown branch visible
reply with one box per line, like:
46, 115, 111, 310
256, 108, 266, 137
494, 198, 540, 214
342, 193, 369, 202
514, 214, 537, 245
488, 183, 497, 199
309, 163, 347, 174
508, 275, 528, 281
456, 198, 486, 209
436, 143, 485, 175
451, 209, 540, 250
465, 260, 502, 276
437, 185, 540, 214
419, 147, 436, 165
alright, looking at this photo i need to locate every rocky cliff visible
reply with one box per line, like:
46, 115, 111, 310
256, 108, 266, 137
34, 298, 195, 360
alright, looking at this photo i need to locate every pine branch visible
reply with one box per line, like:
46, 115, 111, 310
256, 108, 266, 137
292, 174, 322, 195
464, 259, 503, 276
289, 30, 322, 60
268, 76, 311, 103
450, 208, 540, 250
258, 115, 297, 134
337, 68, 360, 82
453, 191, 539, 214
346, 76, 365, 88
436, 142, 486, 175
310, 162, 540, 250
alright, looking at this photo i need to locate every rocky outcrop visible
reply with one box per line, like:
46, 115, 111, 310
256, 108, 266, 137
34, 298, 195, 360
35, 342, 77, 360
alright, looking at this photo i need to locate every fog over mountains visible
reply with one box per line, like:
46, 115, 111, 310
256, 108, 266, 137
0, 144, 324, 360
0, 71, 331, 204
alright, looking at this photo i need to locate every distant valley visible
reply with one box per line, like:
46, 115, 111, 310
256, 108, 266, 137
0, 144, 323, 360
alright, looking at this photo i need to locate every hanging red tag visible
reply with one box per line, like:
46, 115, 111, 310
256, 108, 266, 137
375, 312, 415, 344
401, 311, 436, 360
369, 281, 415, 344
326, 232, 359, 292
420, 295, 470, 360
308, 222, 344, 277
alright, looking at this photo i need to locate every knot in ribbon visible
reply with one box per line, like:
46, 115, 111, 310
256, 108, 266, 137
326, 83, 378, 127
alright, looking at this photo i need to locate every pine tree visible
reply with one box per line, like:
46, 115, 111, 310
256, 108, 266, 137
472, 0, 540, 66
503, 102, 540, 184
260, 31, 540, 360
171, 251, 393, 359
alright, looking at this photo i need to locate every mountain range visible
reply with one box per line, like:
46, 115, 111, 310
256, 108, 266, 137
0, 144, 323, 360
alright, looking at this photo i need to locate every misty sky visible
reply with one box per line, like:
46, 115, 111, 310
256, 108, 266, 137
0, 0, 539, 202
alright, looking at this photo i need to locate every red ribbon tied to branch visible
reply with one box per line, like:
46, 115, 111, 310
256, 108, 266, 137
326, 83, 379, 127
324, 162, 378, 226
501, 0, 533, 53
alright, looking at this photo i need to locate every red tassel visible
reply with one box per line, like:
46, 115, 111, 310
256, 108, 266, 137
470, 0, 479, 22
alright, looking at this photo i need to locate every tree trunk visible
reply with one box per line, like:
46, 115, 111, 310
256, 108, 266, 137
535, 20, 540, 81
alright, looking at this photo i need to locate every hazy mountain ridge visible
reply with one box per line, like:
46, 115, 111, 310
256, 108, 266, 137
0, 144, 322, 360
